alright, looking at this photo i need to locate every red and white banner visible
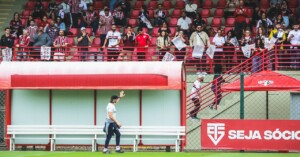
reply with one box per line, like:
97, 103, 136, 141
201, 119, 300, 151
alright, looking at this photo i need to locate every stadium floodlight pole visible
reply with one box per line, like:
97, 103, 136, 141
240, 72, 244, 120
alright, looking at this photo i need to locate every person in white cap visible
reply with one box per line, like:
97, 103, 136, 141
189, 74, 204, 119
77, 26, 92, 61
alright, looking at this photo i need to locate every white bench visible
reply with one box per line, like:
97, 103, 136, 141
7, 125, 185, 152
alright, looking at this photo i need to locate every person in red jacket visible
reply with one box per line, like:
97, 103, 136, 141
16, 29, 30, 61
135, 27, 151, 61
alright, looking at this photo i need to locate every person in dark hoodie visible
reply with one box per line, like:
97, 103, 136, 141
210, 64, 225, 110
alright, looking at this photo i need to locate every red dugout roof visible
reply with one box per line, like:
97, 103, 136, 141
0, 62, 184, 90
222, 70, 300, 92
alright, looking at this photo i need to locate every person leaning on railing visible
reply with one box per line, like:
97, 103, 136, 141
156, 31, 171, 61
16, 29, 30, 61
287, 22, 300, 69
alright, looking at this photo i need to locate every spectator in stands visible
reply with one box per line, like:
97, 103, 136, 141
250, 7, 262, 29
189, 25, 210, 72
192, 14, 206, 32
81, 5, 99, 35
156, 30, 171, 60
26, 20, 38, 46
210, 64, 225, 110
189, 74, 204, 120
267, 3, 281, 21
158, 21, 171, 36
99, 6, 112, 17
287, 22, 300, 69
138, 5, 152, 29
120, 25, 135, 61
225, 0, 239, 19
16, 29, 30, 61
274, 13, 285, 26
251, 38, 264, 72
185, 0, 198, 19
212, 28, 225, 64
32, 0, 45, 19
60, 0, 72, 29
46, 20, 59, 46
118, 0, 131, 18
10, 12, 23, 37
25, 15, 34, 28
53, 30, 68, 61
234, 0, 247, 39
47, 0, 58, 20
77, 27, 92, 61
56, 17, 66, 32
39, 16, 49, 32
0, 27, 15, 48
240, 29, 253, 46
174, 30, 187, 61
256, 26, 267, 43
135, 27, 151, 61
224, 30, 239, 70
269, 23, 286, 49
69, 0, 81, 28
256, 12, 273, 35
32, 26, 51, 59
154, 4, 167, 26
79, 0, 88, 12
177, 12, 192, 38
281, 0, 293, 28
99, 8, 114, 48
109, 0, 119, 12
102, 24, 122, 61
113, 5, 125, 27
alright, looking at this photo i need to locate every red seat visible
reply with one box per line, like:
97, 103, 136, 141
86, 28, 93, 35
245, 8, 253, 17
259, 0, 270, 9
214, 9, 224, 18
66, 37, 75, 46
92, 37, 101, 46
134, 1, 144, 9
152, 27, 160, 37
25, 1, 35, 9
211, 18, 222, 27
148, 1, 158, 9
174, 0, 185, 9
172, 9, 182, 18
130, 10, 140, 19
150, 37, 157, 46
225, 18, 235, 27
224, 27, 234, 34
169, 27, 176, 37
216, 0, 227, 9
162, 1, 173, 10
94, 1, 104, 10
202, 0, 213, 9
95, 29, 102, 37
168, 18, 178, 27
68, 28, 79, 37
148, 9, 154, 19
21, 19, 26, 28
142, 28, 149, 34
289, 0, 298, 8
35, 19, 41, 26
164, 9, 169, 17
128, 19, 138, 28
201, 9, 210, 18
22, 10, 32, 18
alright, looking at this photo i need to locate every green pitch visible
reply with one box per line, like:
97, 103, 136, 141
1, 152, 300, 157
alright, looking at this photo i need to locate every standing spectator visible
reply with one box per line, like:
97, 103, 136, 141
287, 22, 300, 69
138, 5, 152, 29
154, 4, 166, 26
47, 0, 58, 20
156, 31, 171, 60
280, 0, 293, 28
81, 5, 99, 35
16, 29, 30, 61
10, 12, 23, 37
274, 13, 285, 26
224, 30, 239, 70
102, 24, 122, 61
32, 0, 45, 19
174, 30, 187, 61
120, 25, 135, 61
99, 6, 112, 17
189, 25, 210, 72
45, 20, 59, 46
177, 12, 192, 37
25, 15, 34, 28
250, 7, 262, 29
251, 38, 265, 72
267, 3, 281, 20
0, 27, 15, 48
135, 27, 151, 61
212, 28, 225, 64
113, 5, 125, 27
39, 15, 50, 31
26, 20, 38, 46
69, 0, 81, 28
185, 0, 198, 19
99, 9, 114, 48
225, 0, 239, 19
234, 0, 247, 39
60, 0, 72, 28
158, 21, 171, 36
256, 12, 273, 35
118, 0, 131, 18
240, 29, 253, 46
56, 17, 66, 32
192, 14, 206, 31
189, 74, 204, 120
53, 30, 68, 61
32, 26, 51, 59
77, 27, 92, 61
210, 64, 225, 110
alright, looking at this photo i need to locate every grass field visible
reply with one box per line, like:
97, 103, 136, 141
1, 152, 300, 157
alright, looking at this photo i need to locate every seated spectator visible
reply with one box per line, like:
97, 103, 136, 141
174, 30, 187, 61
193, 14, 206, 31
47, 0, 58, 20
56, 17, 66, 32
225, 0, 239, 19
25, 15, 34, 28
234, 0, 247, 39
158, 21, 171, 36
287, 22, 300, 69
99, 6, 112, 17
113, 5, 126, 27
120, 25, 135, 61
77, 27, 93, 61
135, 27, 151, 61
32, 0, 45, 19
267, 2, 281, 20
102, 24, 122, 61
46, 20, 59, 46
16, 29, 30, 61
177, 12, 192, 37
53, 30, 69, 61
39, 15, 50, 31
156, 30, 171, 60
139, 5, 152, 29
118, 0, 131, 18
81, 5, 99, 35
212, 28, 225, 64
10, 12, 23, 37
0, 27, 15, 48
256, 12, 273, 35
154, 4, 167, 26
32, 26, 51, 59
26, 20, 38, 46
274, 13, 285, 26
185, 0, 198, 19
280, 0, 293, 28
269, 23, 286, 49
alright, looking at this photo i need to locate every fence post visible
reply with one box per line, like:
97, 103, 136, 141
240, 72, 244, 119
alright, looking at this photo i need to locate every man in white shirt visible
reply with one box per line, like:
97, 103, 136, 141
177, 12, 192, 37
189, 74, 204, 120
212, 28, 225, 63
287, 22, 300, 69
103, 24, 121, 61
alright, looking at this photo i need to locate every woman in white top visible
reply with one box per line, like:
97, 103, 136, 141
212, 28, 225, 64
156, 30, 171, 60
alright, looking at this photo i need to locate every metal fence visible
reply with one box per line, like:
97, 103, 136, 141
185, 72, 300, 151
0, 91, 5, 146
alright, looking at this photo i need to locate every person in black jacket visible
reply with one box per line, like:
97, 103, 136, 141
0, 27, 14, 48
210, 64, 225, 110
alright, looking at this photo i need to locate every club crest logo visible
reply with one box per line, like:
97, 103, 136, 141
258, 80, 274, 86
207, 123, 225, 145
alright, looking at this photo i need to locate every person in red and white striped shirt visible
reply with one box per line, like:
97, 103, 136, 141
16, 29, 30, 61
53, 30, 68, 61
26, 20, 38, 46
